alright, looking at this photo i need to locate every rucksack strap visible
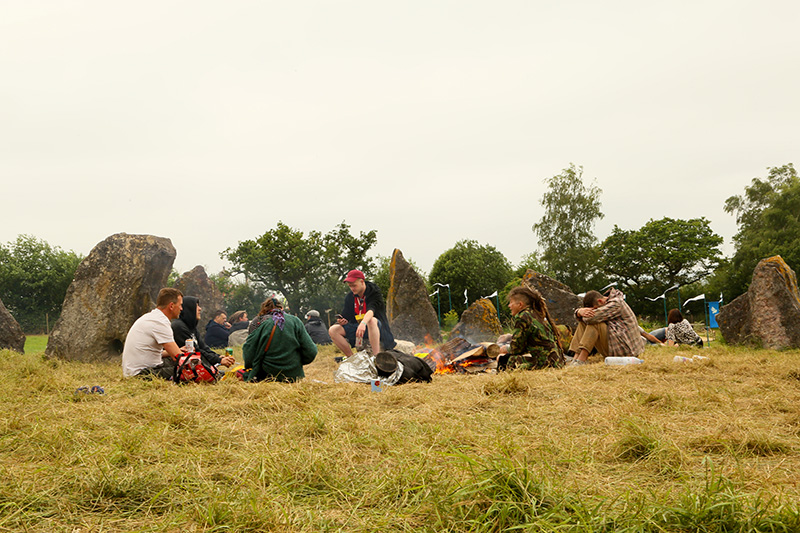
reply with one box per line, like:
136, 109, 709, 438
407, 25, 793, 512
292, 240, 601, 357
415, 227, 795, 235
263, 323, 277, 353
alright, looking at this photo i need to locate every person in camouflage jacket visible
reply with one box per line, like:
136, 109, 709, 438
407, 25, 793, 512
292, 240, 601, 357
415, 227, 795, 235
498, 286, 565, 370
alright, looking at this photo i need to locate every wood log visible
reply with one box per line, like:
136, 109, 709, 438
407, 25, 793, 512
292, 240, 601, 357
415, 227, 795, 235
452, 345, 486, 363
479, 342, 501, 358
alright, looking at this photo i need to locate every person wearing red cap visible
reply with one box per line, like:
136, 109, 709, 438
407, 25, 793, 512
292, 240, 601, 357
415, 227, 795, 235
329, 269, 396, 356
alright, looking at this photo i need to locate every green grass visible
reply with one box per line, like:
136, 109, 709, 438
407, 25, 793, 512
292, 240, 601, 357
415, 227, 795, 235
0, 342, 798, 531
23, 334, 48, 354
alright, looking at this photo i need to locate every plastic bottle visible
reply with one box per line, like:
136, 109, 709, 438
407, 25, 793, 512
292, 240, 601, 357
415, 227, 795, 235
692, 355, 708, 361
605, 357, 644, 365
673, 355, 692, 363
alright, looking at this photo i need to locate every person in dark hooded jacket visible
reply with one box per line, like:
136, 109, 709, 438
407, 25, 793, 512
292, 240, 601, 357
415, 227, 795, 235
304, 310, 332, 345
171, 296, 235, 368
204, 310, 231, 348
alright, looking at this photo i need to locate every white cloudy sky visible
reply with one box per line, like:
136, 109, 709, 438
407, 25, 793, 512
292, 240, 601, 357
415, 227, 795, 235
2, 1, 798, 278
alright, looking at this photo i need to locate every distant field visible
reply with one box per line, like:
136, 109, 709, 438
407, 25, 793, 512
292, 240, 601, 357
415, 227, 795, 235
2, 341, 799, 531
23, 334, 48, 353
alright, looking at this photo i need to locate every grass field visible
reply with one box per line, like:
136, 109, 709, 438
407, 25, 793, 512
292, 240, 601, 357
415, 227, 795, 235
1, 340, 799, 532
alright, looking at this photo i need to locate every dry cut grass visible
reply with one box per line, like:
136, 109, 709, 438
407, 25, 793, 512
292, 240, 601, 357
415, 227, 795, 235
0, 341, 799, 531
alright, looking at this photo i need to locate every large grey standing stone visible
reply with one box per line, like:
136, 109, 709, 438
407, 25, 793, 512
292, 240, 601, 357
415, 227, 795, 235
522, 270, 581, 330
717, 256, 800, 349
450, 299, 503, 343
0, 297, 25, 353
45, 233, 176, 361
386, 249, 441, 345
173, 265, 225, 338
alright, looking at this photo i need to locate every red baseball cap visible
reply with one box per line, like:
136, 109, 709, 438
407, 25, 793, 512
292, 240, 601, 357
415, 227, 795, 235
343, 269, 365, 282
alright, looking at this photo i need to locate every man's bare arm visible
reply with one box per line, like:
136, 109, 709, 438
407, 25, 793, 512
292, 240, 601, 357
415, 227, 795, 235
162, 341, 184, 359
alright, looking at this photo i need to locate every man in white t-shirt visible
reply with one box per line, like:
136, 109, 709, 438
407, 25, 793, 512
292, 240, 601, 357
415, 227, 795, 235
122, 287, 186, 378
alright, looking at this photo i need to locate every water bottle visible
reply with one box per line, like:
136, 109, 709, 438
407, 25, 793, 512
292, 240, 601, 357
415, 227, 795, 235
605, 357, 644, 365
673, 355, 692, 363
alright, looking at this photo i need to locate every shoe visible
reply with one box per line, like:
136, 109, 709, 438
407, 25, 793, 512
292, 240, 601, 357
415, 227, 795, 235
564, 355, 574, 363
570, 359, 588, 366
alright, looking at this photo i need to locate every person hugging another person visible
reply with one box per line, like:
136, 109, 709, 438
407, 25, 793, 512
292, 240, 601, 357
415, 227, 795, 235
242, 297, 318, 382
568, 287, 645, 365
665, 308, 703, 347
497, 286, 565, 370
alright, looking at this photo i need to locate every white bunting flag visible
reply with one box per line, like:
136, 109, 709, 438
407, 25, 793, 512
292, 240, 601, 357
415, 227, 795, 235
683, 294, 705, 307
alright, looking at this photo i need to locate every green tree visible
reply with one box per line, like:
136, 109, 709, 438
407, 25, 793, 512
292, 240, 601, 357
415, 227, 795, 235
222, 221, 377, 315
532, 164, 604, 292
429, 240, 513, 316
599, 217, 723, 313
723, 163, 800, 298
0, 235, 82, 333
513, 252, 551, 279
210, 272, 270, 320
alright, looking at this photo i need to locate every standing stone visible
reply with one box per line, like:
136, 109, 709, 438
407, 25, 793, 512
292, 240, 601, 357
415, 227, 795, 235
450, 299, 503, 343
45, 233, 176, 362
0, 297, 25, 353
522, 270, 581, 330
386, 249, 441, 345
173, 265, 225, 338
717, 256, 800, 349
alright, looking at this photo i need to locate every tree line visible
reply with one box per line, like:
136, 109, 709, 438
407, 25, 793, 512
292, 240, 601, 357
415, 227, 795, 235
3, 163, 797, 333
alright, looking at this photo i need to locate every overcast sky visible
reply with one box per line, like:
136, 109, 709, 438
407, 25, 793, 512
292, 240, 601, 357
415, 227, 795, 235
2, 1, 798, 281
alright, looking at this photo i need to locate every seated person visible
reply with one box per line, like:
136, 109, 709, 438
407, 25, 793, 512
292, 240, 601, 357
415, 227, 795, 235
172, 297, 235, 369
498, 286, 564, 370
242, 298, 318, 382
640, 327, 664, 345
122, 288, 186, 379
304, 310, 332, 345
204, 309, 231, 348
568, 288, 645, 365
227, 310, 251, 346
329, 269, 395, 355
665, 308, 703, 346
645, 327, 666, 343
229, 310, 249, 331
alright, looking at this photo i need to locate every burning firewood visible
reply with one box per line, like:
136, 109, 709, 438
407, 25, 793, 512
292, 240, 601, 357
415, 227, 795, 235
422, 338, 499, 374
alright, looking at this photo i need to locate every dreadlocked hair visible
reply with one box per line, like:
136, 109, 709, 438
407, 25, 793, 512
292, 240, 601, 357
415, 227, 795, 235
507, 286, 564, 356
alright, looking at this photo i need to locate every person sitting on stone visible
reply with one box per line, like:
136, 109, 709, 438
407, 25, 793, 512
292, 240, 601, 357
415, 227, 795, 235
304, 309, 332, 345
665, 308, 704, 347
204, 309, 231, 348
242, 297, 318, 382
122, 288, 186, 379
497, 286, 565, 370
172, 297, 235, 369
568, 287, 645, 365
329, 269, 396, 356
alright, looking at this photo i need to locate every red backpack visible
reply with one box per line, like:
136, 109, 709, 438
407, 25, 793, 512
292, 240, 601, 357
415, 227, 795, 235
173, 352, 219, 384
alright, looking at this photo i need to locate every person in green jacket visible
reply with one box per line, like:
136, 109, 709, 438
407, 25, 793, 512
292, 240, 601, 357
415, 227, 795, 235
242, 298, 318, 382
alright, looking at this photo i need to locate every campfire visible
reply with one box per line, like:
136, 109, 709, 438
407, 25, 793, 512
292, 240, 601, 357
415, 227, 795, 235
421, 337, 500, 374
